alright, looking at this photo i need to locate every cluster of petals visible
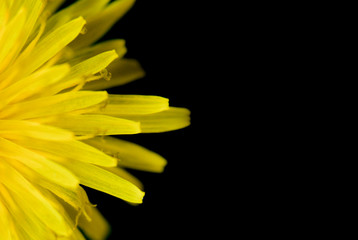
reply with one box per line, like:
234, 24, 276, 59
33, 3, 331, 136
0, 0, 190, 239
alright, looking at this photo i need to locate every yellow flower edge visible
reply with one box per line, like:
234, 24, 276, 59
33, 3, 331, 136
0, 1, 190, 239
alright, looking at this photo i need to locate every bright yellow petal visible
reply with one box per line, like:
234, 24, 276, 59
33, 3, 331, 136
104, 166, 143, 190
67, 50, 118, 79
58, 229, 86, 240
43, 50, 118, 96
0, 7, 26, 72
36, 186, 79, 236
0, 199, 12, 240
85, 136, 167, 173
44, 0, 109, 37
0, 120, 74, 141
13, 138, 117, 167
0, 137, 79, 190
97, 94, 169, 115
0, 184, 57, 240
37, 179, 83, 213
83, 58, 145, 90
61, 39, 126, 66
0, 162, 73, 236
121, 107, 191, 133
18, 0, 45, 48
0, 91, 107, 119
48, 114, 140, 136
16, 16, 86, 79
0, 64, 71, 108
0, 0, 44, 73
78, 206, 111, 240
70, 0, 135, 49
62, 159, 145, 203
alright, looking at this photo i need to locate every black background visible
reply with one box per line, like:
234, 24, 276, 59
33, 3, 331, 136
66, 1, 206, 239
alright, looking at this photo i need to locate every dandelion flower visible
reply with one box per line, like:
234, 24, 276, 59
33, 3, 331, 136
0, 0, 190, 239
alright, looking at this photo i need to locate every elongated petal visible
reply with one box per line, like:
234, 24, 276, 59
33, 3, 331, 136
78, 206, 111, 240
103, 166, 143, 190
36, 179, 83, 212
121, 107, 191, 133
0, 137, 79, 190
0, 120, 74, 141
58, 229, 86, 240
67, 50, 118, 80
44, 51, 118, 96
97, 94, 169, 115
0, 200, 12, 240
85, 137, 167, 173
0, 184, 57, 240
49, 114, 140, 135
0, 64, 71, 108
42, 0, 66, 16
0, 8, 26, 71
17, 0, 45, 51
62, 159, 145, 203
0, 0, 44, 73
13, 138, 117, 167
36, 187, 79, 236
60, 39, 126, 66
0, 162, 73, 236
70, 0, 135, 49
17, 16, 86, 78
0, 91, 107, 119
83, 58, 145, 90
44, 0, 109, 37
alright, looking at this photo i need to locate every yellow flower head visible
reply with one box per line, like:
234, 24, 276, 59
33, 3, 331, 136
0, 0, 190, 239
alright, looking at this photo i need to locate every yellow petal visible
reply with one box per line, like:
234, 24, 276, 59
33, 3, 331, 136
36, 187, 79, 236
13, 138, 117, 167
61, 39, 126, 66
37, 180, 83, 213
48, 114, 140, 136
62, 159, 145, 203
67, 50, 118, 79
10, 159, 90, 225
0, 64, 70, 108
0, 184, 56, 240
103, 166, 143, 190
96, 94, 169, 115
83, 58, 145, 90
42, 0, 66, 16
70, 0, 135, 49
0, 2, 7, 28
0, 91, 108, 119
58, 229, 86, 240
78, 206, 111, 240
0, 200, 12, 240
44, 51, 118, 96
0, 137, 79, 189
85, 137, 167, 173
0, 7, 26, 72
0, 0, 44, 73
0, 14, 46, 90
27, 16, 85, 74
0, 162, 73, 236
44, 0, 109, 37
18, 0, 45, 49
121, 107, 191, 133
0, 120, 74, 141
